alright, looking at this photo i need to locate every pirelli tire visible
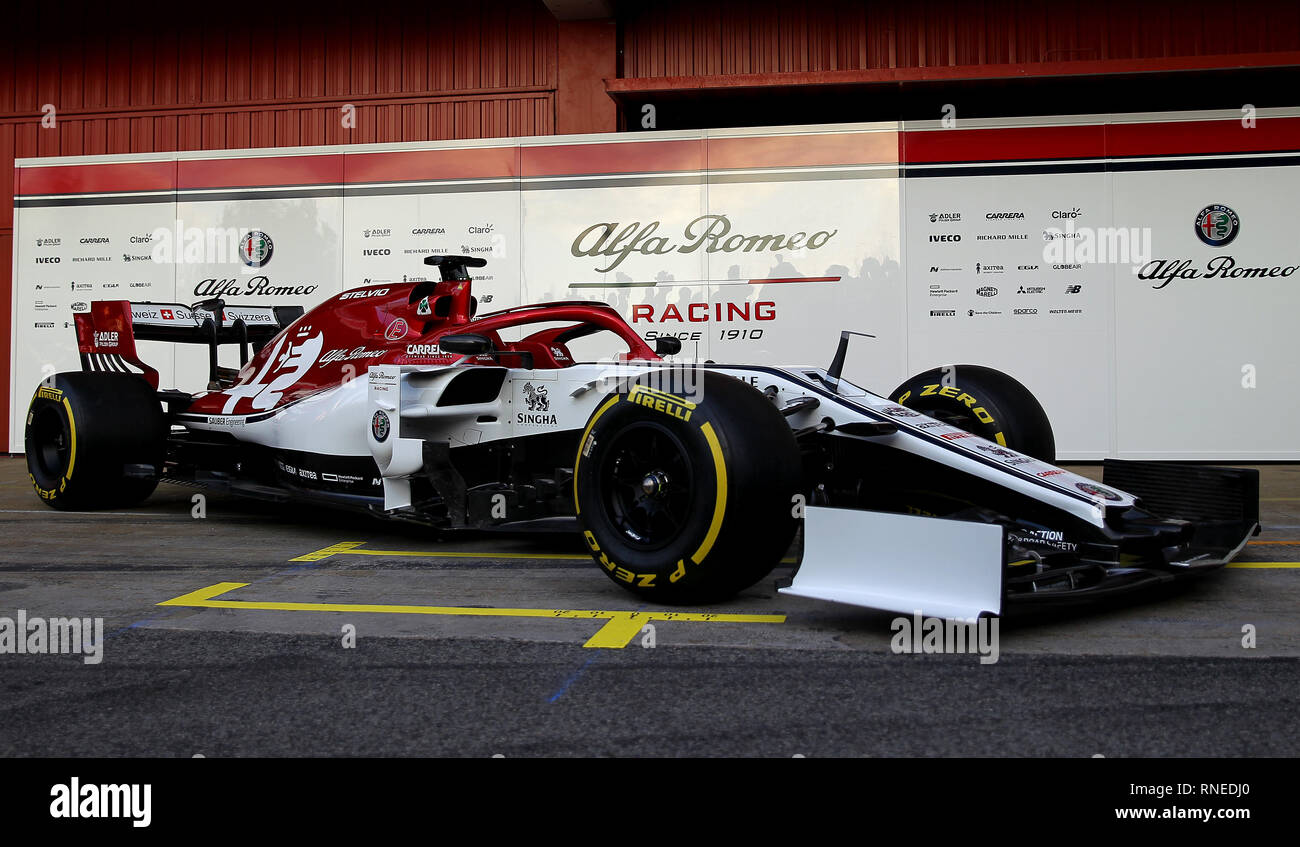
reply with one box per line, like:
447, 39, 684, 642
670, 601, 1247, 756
24, 372, 165, 510
573, 370, 801, 604
889, 364, 1056, 462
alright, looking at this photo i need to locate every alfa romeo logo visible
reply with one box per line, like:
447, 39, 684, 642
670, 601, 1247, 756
240, 231, 274, 267
371, 411, 390, 442
1194, 205, 1239, 247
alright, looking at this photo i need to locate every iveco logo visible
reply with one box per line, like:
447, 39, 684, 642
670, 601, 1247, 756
929, 234, 961, 242
362, 249, 391, 256
35, 257, 60, 263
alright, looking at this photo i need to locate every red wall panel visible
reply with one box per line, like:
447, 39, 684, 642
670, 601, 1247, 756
621, 0, 1300, 77
0, 0, 559, 448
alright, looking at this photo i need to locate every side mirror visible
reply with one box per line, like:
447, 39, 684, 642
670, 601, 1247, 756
654, 336, 682, 356
439, 333, 494, 356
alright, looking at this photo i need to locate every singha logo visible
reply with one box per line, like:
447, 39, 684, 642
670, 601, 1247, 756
522, 382, 549, 412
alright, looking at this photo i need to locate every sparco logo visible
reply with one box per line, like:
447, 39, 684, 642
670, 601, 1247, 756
1013, 308, 1038, 315
571, 214, 837, 273
976, 286, 998, 296
929, 234, 961, 242
1195, 204, 1240, 247
35, 257, 60, 264
985, 211, 1025, 219
929, 310, 956, 317
1051, 208, 1082, 219
240, 231, 273, 267
362, 249, 391, 256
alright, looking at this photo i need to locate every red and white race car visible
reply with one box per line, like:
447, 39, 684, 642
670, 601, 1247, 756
24, 255, 1258, 617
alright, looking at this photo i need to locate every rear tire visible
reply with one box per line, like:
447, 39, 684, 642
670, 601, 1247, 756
574, 369, 800, 603
25, 372, 165, 510
889, 364, 1055, 461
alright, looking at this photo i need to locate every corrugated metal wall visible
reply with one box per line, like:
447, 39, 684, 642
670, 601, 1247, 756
1, 0, 558, 446
620, 0, 1300, 77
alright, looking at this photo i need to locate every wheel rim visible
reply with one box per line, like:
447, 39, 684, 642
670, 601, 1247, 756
597, 421, 695, 550
30, 405, 69, 479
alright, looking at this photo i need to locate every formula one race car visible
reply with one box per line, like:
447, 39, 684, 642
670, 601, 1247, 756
24, 255, 1260, 618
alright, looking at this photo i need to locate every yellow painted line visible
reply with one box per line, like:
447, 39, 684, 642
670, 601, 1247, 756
289, 541, 590, 563
1227, 562, 1300, 569
1261, 497, 1300, 502
1247, 540, 1300, 545
157, 582, 786, 648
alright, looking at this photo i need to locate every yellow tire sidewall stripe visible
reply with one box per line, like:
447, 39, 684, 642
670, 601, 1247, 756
572, 393, 622, 515
62, 397, 77, 483
690, 421, 727, 565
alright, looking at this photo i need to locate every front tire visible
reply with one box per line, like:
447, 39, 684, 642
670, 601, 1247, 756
889, 364, 1055, 461
25, 372, 165, 510
574, 370, 800, 603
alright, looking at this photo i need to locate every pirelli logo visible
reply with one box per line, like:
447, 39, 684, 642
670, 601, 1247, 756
36, 386, 63, 402
627, 385, 696, 421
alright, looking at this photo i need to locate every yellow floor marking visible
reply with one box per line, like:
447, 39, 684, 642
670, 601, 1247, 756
1227, 562, 1300, 569
1247, 540, 1300, 545
158, 582, 786, 648
289, 541, 590, 563
1260, 497, 1300, 502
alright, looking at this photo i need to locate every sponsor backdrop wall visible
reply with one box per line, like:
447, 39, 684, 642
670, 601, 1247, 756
11, 109, 1300, 459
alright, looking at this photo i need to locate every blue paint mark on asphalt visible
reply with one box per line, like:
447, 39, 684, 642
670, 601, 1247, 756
548, 657, 597, 703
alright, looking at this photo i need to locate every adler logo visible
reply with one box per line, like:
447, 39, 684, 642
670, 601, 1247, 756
94, 331, 120, 346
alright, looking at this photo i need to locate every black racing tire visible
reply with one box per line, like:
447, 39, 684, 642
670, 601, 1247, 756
24, 372, 165, 510
889, 364, 1055, 462
574, 369, 800, 603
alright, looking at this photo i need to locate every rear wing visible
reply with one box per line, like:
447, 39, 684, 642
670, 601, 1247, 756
73, 300, 304, 388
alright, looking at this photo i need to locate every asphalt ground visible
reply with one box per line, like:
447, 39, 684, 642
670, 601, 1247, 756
1, 456, 1297, 757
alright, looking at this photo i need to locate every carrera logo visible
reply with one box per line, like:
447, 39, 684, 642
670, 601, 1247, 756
80, 237, 109, 244
405, 343, 444, 356
627, 385, 695, 421
411, 227, 447, 235
985, 211, 1025, 219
